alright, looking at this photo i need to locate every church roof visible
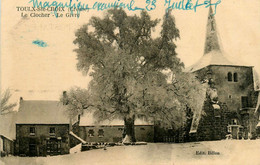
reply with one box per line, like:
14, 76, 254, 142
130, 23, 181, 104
204, 6, 221, 55
184, 5, 252, 72
185, 51, 252, 72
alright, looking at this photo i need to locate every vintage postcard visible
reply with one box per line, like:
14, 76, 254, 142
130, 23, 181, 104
1, 0, 260, 164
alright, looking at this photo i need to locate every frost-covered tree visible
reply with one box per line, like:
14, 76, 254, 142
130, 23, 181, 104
68, 9, 205, 142
1, 89, 17, 115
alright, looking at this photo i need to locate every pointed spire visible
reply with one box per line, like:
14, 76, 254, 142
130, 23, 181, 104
204, 3, 222, 54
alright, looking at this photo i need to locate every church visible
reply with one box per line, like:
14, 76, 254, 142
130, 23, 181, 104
185, 6, 260, 141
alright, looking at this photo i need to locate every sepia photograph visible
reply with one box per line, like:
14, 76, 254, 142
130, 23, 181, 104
1, 0, 260, 164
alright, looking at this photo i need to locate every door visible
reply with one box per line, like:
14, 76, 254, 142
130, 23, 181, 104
29, 139, 37, 156
46, 138, 61, 155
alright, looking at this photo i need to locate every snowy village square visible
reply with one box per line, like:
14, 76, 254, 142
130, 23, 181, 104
1, 0, 260, 165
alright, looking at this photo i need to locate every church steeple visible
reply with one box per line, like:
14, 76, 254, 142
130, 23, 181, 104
185, 1, 250, 72
204, 4, 222, 54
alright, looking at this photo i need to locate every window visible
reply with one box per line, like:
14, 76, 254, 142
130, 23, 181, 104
231, 119, 238, 125
49, 127, 55, 136
233, 73, 238, 82
241, 96, 249, 108
214, 109, 221, 118
88, 129, 94, 137
98, 129, 104, 137
57, 141, 61, 150
29, 127, 35, 136
228, 95, 232, 99
227, 126, 231, 133
227, 72, 232, 81
118, 128, 124, 131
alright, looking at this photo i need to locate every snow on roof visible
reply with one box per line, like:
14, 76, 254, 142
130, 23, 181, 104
184, 50, 252, 72
79, 111, 153, 126
16, 100, 69, 124
0, 112, 17, 140
184, 4, 253, 73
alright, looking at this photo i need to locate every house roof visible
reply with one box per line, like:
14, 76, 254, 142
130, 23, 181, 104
0, 112, 17, 140
79, 111, 153, 126
16, 100, 69, 124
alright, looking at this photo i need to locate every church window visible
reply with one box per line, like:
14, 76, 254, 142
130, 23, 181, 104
234, 73, 238, 82
227, 72, 232, 81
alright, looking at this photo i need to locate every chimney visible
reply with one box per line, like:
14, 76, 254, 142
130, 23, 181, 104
62, 91, 68, 105
20, 97, 23, 103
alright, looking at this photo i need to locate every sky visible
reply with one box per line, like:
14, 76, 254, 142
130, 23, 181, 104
1, 0, 260, 103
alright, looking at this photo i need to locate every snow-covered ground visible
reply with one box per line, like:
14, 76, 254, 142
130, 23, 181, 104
1, 140, 260, 165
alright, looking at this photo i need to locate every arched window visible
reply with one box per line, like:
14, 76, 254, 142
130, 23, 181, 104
234, 73, 238, 82
228, 72, 232, 81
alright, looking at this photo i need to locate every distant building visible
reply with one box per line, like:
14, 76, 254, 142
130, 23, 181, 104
15, 98, 70, 156
0, 113, 16, 157
72, 110, 154, 143
0, 135, 14, 157
185, 6, 259, 141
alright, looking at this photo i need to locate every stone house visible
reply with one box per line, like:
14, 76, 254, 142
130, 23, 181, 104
15, 98, 70, 156
185, 6, 259, 141
71, 110, 154, 143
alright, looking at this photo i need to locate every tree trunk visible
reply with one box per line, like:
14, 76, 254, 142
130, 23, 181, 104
123, 115, 136, 142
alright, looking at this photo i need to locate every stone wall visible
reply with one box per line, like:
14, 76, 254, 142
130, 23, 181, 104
195, 65, 255, 112
191, 65, 257, 141
193, 100, 230, 141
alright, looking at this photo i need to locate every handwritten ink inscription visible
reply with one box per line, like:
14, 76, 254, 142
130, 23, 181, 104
32, 40, 48, 47
16, 0, 222, 18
